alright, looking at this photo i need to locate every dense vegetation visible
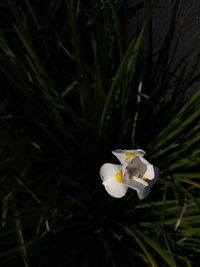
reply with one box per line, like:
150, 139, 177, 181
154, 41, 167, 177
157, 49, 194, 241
0, 1, 199, 266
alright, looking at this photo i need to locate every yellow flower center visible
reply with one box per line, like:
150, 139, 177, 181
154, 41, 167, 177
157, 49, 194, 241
115, 171, 122, 183
125, 152, 136, 159
139, 175, 148, 181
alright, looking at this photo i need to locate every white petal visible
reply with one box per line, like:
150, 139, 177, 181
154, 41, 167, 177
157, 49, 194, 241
136, 187, 150, 199
100, 163, 121, 182
133, 177, 148, 187
135, 149, 146, 157
112, 149, 146, 164
111, 150, 126, 164
137, 157, 155, 180
100, 163, 128, 198
123, 177, 147, 190
148, 167, 159, 187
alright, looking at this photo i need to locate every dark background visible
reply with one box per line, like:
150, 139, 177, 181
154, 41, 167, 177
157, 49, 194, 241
127, 0, 200, 93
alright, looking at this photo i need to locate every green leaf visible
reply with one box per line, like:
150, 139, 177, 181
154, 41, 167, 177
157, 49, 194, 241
100, 22, 146, 129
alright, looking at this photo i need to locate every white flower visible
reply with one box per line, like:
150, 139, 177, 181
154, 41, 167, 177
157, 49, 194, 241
100, 149, 158, 199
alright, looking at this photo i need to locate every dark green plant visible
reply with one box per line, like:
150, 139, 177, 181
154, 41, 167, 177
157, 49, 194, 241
0, 0, 199, 266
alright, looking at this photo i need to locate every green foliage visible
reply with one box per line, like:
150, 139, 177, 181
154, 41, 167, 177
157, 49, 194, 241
0, 0, 199, 266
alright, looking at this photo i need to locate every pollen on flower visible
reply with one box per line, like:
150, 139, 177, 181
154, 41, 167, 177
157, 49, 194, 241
125, 152, 136, 159
139, 175, 148, 181
115, 171, 122, 183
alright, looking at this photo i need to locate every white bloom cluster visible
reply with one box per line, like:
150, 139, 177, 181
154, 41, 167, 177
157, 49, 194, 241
100, 149, 159, 199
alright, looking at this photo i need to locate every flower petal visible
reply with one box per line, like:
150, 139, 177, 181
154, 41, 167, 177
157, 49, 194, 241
123, 177, 147, 190
112, 149, 146, 164
136, 187, 150, 200
135, 149, 146, 157
136, 167, 159, 199
137, 157, 155, 180
148, 167, 159, 187
100, 163, 128, 198
133, 177, 148, 187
